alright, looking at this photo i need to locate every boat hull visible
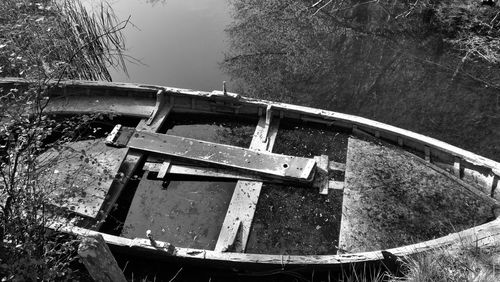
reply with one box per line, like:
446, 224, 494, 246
2, 77, 500, 268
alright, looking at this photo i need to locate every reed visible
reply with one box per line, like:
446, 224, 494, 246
0, 0, 129, 280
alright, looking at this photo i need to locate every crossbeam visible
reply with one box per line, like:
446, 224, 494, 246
215, 110, 280, 253
110, 127, 317, 182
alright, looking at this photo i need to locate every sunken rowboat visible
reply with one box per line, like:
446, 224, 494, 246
1, 78, 500, 271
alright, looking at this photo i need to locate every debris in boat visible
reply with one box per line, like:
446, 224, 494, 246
339, 138, 497, 252
38, 139, 128, 218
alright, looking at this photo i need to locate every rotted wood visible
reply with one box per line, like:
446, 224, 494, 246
339, 138, 498, 253
144, 161, 344, 191
62, 216, 500, 267
215, 114, 280, 253
329, 161, 345, 172
144, 161, 270, 182
78, 234, 126, 282
5, 78, 498, 182
95, 99, 172, 229
314, 155, 330, 195
37, 139, 128, 218
126, 130, 316, 182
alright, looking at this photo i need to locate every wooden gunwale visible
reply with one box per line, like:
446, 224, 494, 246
52, 217, 500, 266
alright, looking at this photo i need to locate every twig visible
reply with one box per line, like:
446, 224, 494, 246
313, 0, 333, 16
312, 0, 324, 8
169, 267, 183, 282
451, 51, 470, 81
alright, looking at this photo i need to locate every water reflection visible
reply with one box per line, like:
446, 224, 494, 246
221, 1, 500, 161
85, 0, 230, 91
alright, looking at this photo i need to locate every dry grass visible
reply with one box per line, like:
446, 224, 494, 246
392, 242, 500, 282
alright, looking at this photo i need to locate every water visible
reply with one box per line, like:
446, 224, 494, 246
86, 0, 231, 91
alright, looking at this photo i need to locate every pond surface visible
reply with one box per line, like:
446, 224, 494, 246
87, 0, 230, 91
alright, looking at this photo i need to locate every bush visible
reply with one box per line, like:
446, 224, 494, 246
0, 0, 128, 280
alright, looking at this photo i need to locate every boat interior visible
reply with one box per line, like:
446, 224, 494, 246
3, 79, 500, 260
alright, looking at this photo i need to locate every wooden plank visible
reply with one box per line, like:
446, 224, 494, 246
94, 151, 143, 228
314, 155, 329, 195
38, 139, 128, 218
136, 91, 173, 133
424, 146, 431, 162
143, 162, 269, 182
95, 104, 172, 229
45, 95, 155, 118
59, 216, 500, 266
78, 234, 127, 282
454, 156, 461, 178
328, 180, 344, 190
157, 160, 171, 179
493, 176, 499, 198
127, 130, 315, 182
215, 117, 280, 252
329, 161, 345, 172
397, 137, 404, 147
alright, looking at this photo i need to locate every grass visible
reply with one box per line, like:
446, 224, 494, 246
0, 0, 129, 280
391, 241, 500, 282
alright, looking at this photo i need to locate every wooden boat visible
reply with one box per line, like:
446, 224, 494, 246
1, 77, 500, 272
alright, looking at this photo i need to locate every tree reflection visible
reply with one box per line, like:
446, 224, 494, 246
222, 0, 500, 160
145, 0, 167, 6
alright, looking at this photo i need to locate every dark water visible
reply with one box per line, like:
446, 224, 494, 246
217, 1, 500, 162
84, 0, 230, 91
120, 115, 256, 249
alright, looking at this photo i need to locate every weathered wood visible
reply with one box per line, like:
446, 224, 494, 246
95, 104, 172, 229
339, 138, 497, 253
493, 176, 500, 199
454, 156, 461, 178
4, 78, 498, 180
46, 95, 155, 118
136, 90, 173, 133
143, 162, 271, 182
215, 116, 280, 252
78, 234, 127, 282
58, 216, 500, 266
397, 137, 404, 147
157, 160, 171, 179
329, 161, 346, 172
38, 139, 128, 218
127, 130, 315, 182
94, 151, 143, 228
328, 180, 344, 190
5, 77, 499, 266
424, 146, 431, 162
314, 155, 329, 195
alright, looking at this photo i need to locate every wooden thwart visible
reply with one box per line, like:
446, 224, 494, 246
125, 130, 316, 182
144, 161, 345, 191
215, 114, 280, 253
144, 161, 268, 182
314, 155, 330, 195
